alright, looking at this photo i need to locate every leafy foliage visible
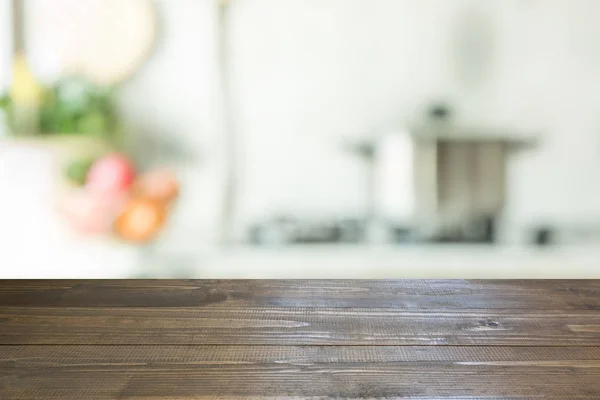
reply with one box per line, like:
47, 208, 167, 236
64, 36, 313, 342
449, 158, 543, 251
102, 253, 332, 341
0, 77, 121, 141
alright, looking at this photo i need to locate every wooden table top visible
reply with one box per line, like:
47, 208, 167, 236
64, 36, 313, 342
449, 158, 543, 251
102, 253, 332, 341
1, 280, 600, 399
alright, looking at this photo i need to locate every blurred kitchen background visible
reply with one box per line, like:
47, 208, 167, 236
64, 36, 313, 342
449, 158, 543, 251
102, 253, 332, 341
2, 0, 600, 278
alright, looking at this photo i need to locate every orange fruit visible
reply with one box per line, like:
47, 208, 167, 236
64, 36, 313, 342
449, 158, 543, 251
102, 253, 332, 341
114, 197, 167, 243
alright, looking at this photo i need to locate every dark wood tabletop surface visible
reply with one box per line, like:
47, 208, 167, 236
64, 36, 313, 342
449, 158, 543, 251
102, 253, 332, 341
1, 280, 600, 399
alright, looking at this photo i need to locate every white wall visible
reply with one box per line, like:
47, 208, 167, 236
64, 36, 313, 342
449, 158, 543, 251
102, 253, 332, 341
502, 0, 600, 231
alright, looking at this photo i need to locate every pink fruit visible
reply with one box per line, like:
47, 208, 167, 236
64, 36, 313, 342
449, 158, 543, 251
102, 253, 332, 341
56, 189, 122, 235
86, 153, 136, 195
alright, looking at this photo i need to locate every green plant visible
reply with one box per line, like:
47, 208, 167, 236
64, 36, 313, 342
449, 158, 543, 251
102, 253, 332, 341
65, 156, 98, 186
0, 93, 11, 131
0, 77, 122, 142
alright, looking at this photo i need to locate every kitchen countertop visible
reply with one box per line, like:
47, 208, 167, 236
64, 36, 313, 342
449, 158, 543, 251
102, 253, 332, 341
4, 243, 600, 279
1, 279, 600, 398
192, 244, 600, 279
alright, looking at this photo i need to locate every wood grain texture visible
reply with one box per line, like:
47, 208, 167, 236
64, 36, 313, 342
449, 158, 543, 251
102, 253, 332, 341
1, 280, 600, 399
4, 345, 600, 366
2, 346, 600, 399
2, 280, 600, 309
3, 361, 600, 399
2, 306, 600, 345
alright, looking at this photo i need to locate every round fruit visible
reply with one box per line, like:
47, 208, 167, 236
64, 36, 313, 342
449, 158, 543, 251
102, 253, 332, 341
86, 153, 136, 195
133, 169, 179, 205
114, 197, 167, 243
56, 188, 119, 235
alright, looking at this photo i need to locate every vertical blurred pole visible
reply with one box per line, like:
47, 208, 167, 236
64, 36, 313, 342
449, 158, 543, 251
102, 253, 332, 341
10, 0, 40, 136
11, 0, 24, 55
216, 0, 238, 246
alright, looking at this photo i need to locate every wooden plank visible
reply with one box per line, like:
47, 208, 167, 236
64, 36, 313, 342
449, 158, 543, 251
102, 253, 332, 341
1, 280, 600, 310
2, 345, 600, 399
2, 306, 600, 345
3, 345, 600, 365
5, 369, 600, 399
